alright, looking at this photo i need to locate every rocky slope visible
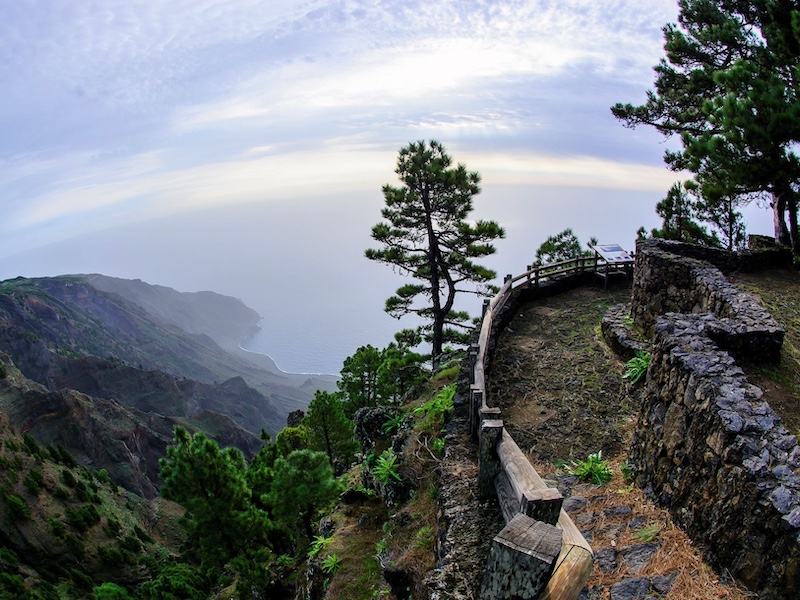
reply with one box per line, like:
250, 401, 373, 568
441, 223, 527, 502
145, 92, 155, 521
0, 274, 334, 497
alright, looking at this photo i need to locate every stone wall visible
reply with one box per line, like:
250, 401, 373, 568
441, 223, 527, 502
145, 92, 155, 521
631, 240, 784, 364
625, 241, 799, 598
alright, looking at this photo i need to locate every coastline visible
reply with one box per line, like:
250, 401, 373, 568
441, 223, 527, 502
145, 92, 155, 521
237, 322, 340, 378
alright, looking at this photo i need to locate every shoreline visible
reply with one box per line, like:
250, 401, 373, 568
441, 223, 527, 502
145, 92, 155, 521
237, 331, 340, 378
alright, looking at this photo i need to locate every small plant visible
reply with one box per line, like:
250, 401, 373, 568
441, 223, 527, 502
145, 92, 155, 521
308, 534, 333, 558
321, 553, 341, 575
623, 350, 651, 384
382, 412, 405, 436
413, 384, 455, 430
566, 451, 613, 485
373, 450, 401, 485
634, 523, 662, 543
620, 462, 634, 482
431, 437, 445, 454
413, 526, 434, 549
375, 537, 389, 559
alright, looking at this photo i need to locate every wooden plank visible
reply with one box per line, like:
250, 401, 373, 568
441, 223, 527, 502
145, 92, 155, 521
495, 471, 517, 524
520, 487, 562, 526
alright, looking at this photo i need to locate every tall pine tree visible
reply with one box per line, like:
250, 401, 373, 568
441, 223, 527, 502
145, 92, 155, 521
612, 0, 800, 251
366, 140, 505, 367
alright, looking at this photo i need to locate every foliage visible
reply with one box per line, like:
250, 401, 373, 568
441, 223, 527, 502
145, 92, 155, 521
274, 425, 310, 458
338, 341, 428, 416
268, 449, 341, 540
321, 553, 342, 575
413, 384, 455, 432
611, 0, 800, 252
23, 467, 44, 495
649, 182, 720, 247
303, 390, 358, 474
93, 583, 132, 599
372, 450, 401, 485
138, 563, 207, 600
623, 351, 651, 385
4, 492, 30, 522
533, 228, 595, 266
366, 140, 505, 366
308, 534, 333, 558
566, 451, 613, 485
158, 427, 271, 574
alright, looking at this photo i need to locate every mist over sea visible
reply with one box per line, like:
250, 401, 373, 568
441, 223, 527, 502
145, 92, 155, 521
0, 186, 773, 376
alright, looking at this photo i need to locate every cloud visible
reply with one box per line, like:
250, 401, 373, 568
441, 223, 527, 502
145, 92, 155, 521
0, 0, 683, 260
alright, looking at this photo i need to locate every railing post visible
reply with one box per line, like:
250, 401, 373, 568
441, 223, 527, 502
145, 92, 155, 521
504, 274, 512, 284
478, 418, 503, 500
469, 388, 481, 438
468, 345, 478, 385
535, 267, 540, 288
482, 298, 490, 317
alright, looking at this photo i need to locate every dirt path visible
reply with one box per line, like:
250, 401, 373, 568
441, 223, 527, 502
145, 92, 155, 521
486, 282, 753, 600
487, 285, 632, 464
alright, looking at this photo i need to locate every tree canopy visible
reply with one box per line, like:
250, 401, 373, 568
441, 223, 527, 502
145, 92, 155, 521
366, 140, 505, 366
612, 0, 800, 251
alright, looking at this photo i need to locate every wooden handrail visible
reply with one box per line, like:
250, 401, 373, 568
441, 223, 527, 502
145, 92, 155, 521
473, 257, 595, 600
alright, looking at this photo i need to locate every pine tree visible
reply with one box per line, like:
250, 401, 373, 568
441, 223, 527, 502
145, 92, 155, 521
268, 450, 341, 540
612, 0, 800, 251
366, 140, 505, 367
304, 391, 358, 474
158, 427, 270, 573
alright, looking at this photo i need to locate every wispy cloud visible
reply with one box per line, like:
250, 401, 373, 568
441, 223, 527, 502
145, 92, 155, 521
0, 0, 681, 258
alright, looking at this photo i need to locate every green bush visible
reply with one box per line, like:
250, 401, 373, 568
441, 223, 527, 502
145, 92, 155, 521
623, 351, 651, 385
22, 433, 41, 457
23, 467, 44, 494
48, 517, 66, 539
53, 486, 70, 501
5, 493, 30, 522
133, 524, 153, 543
93, 583, 132, 600
0, 572, 25, 595
103, 518, 121, 538
63, 533, 84, 559
566, 451, 613, 485
373, 450, 401, 485
61, 469, 77, 488
66, 504, 100, 532
0, 547, 19, 568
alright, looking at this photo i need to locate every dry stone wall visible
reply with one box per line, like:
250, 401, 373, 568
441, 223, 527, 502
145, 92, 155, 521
625, 240, 799, 598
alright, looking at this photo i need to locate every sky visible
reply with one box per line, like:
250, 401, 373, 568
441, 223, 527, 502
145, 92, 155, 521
0, 0, 776, 373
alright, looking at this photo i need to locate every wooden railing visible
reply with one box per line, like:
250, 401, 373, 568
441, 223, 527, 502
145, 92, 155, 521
470, 256, 601, 600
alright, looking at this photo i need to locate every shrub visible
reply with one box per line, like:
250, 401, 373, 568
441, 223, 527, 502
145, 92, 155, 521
623, 350, 651, 385
93, 583, 132, 600
103, 518, 121, 538
48, 517, 66, 539
566, 451, 613, 485
133, 524, 153, 543
61, 469, 77, 488
0, 572, 25, 594
66, 504, 100, 532
321, 553, 342, 575
22, 433, 41, 457
23, 467, 44, 494
53, 486, 70, 501
373, 450, 401, 485
5, 493, 30, 522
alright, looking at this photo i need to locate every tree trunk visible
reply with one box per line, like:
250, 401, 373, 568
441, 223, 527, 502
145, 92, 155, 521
788, 197, 799, 254
772, 192, 791, 246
